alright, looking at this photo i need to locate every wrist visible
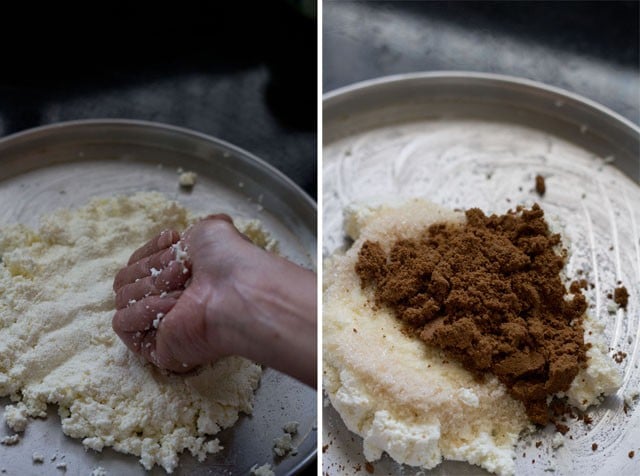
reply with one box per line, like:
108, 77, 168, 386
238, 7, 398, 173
216, 251, 317, 387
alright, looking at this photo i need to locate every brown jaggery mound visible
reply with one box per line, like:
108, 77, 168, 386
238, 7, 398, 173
355, 204, 588, 425
614, 286, 629, 310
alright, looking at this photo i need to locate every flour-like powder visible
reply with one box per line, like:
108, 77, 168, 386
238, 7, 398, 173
0, 192, 268, 473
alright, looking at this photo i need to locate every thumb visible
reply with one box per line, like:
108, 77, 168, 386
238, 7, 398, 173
153, 288, 212, 373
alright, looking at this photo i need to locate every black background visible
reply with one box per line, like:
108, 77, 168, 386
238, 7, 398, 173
324, 0, 639, 126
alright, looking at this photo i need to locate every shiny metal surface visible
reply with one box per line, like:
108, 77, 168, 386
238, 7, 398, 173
0, 119, 317, 475
323, 73, 640, 475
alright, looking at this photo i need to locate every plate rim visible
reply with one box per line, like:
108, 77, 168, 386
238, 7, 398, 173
0, 118, 317, 210
323, 70, 640, 137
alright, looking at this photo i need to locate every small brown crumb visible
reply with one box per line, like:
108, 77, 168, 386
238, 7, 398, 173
353, 328, 358, 333
629, 451, 635, 459
322, 444, 329, 453
364, 462, 374, 474
555, 423, 570, 435
535, 175, 546, 196
613, 351, 628, 364
583, 414, 593, 425
614, 286, 629, 310
570, 279, 588, 293
592, 443, 598, 451
535, 441, 542, 448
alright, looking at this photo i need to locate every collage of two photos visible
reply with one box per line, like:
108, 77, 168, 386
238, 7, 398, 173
0, 1, 639, 475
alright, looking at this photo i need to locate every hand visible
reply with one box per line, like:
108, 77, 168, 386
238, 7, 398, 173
112, 215, 317, 388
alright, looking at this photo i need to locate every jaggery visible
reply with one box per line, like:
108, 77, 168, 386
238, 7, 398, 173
614, 286, 629, 310
535, 175, 546, 196
356, 204, 588, 425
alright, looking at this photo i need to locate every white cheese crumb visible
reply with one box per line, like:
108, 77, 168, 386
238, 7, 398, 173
128, 299, 136, 305
152, 312, 165, 329
551, 432, 565, 449
283, 421, 299, 435
171, 241, 190, 275
178, 171, 197, 188
250, 463, 275, 476
90, 467, 108, 476
4, 402, 29, 432
150, 267, 161, 277
624, 391, 639, 407
273, 432, 293, 457
56, 462, 67, 470
32, 452, 45, 464
0, 434, 20, 445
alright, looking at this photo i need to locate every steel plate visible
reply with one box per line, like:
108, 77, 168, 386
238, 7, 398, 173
323, 72, 640, 475
0, 119, 317, 476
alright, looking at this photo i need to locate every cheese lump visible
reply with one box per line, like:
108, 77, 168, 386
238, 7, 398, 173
323, 199, 620, 476
0, 192, 265, 473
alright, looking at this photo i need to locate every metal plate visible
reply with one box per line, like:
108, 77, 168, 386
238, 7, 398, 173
323, 72, 640, 475
0, 119, 317, 475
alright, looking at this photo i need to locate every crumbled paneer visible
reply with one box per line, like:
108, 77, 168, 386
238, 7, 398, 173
551, 432, 565, 449
3, 402, 29, 432
250, 463, 275, 476
0, 434, 20, 446
273, 432, 294, 457
178, 171, 197, 188
624, 391, 639, 407
32, 452, 45, 464
0, 193, 270, 473
283, 421, 299, 435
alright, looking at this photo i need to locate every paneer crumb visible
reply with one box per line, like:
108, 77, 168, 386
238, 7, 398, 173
283, 421, 299, 435
152, 313, 165, 329
250, 463, 275, 476
32, 452, 45, 464
551, 432, 564, 449
178, 171, 197, 188
273, 432, 294, 457
90, 467, 108, 476
0, 434, 20, 446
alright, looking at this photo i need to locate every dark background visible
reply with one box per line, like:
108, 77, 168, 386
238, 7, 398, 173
0, 1, 317, 198
324, 0, 640, 126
